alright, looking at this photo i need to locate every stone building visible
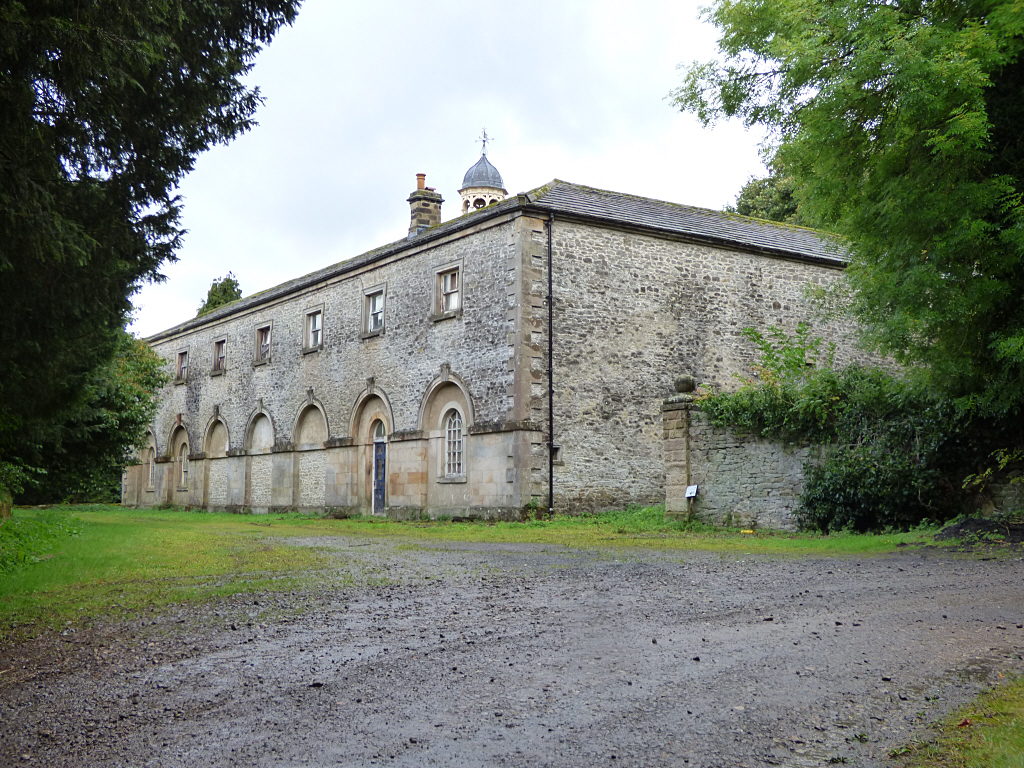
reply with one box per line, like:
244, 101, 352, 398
123, 154, 859, 517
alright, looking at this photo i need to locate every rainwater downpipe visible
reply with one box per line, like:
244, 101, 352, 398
547, 212, 555, 516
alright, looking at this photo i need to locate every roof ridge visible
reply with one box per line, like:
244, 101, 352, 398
532, 179, 837, 237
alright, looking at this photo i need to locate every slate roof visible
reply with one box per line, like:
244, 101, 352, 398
530, 180, 845, 265
148, 179, 844, 342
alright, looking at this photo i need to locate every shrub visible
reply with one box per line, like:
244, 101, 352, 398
698, 324, 1011, 533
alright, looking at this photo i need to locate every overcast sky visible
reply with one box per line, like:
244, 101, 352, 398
129, 0, 769, 338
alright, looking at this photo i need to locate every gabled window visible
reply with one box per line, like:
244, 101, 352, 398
176, 351, 189, 382
212, 339, 226, 373
255, 323, 272, 364
444, 409, 464, 477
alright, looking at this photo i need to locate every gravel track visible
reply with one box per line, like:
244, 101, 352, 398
2, 539, 1023, 767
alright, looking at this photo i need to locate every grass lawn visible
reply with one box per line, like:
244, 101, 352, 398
1, 502, 941, 639
891, 676, 1024, 768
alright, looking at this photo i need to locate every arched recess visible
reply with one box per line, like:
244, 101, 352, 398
204, 418, 230, 457
244, 407, 276, 510
143, 430, 158, 486
168, 425, 191, 493
418, 373, 475, 434
293, 402, 329, 510
349, 387, 394, 515
203, 417, 231, 509
292, 402, 329, 449
349, 387, 395, 444
245, 409, 276, 453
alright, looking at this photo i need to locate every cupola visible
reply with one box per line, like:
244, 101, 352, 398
459, 132, 507, 214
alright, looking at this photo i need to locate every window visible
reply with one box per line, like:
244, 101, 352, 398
146, 449, 156, 488
176, 351, 189, 382
373, 420, 386, 442
368, 291, 384, 332
444, 410, 464, 477
305, 309, 323, 350
178, 444, 189, 488
432, 263, 463, 321
255, 324, 272, 363
361, 284, 386, 338
212, 339, 226, 373
441, 269, 460, 312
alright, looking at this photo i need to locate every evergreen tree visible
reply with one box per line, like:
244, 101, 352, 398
198, 273, 243, 316
0, 1, 300, 497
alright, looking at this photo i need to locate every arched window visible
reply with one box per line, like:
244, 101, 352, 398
444, 410, 463, 477
147, 449, 156, 487
179, 443, 189, 487
372, 419, 386, 442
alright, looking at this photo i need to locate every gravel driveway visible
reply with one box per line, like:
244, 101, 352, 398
2, 538, 1023, 767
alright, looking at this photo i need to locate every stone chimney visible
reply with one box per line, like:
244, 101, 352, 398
407, 173, 444, 236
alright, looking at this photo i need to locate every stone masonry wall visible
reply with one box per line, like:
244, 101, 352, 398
663, 401, 821, 531
549, 219, 864, 515
139, 215, 529, 515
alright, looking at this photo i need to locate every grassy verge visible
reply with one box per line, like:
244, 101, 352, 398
891, 677, 1024, 767
0, 505, 335, 642
270, 503, 942, 555
0, 503, 945, 642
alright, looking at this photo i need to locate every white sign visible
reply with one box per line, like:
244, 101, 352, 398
685, 485, 699, 498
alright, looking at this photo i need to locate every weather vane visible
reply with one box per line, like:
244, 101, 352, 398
478, 128, 493, 155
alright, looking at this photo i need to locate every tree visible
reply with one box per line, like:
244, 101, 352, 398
17, 332, 167, 504
0, 2, 300, 496
198, 273, 243, 316
673, 0, 1024, 415
726, 167, 805, 224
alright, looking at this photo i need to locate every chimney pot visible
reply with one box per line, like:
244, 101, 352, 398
407, 174, 444, 236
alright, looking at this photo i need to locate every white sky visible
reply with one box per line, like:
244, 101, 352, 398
129, 0, 768, 338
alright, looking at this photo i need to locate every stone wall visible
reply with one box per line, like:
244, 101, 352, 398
124, 194, 874, 519
663, 400, 821, 531
664, 400, 1024, 530
549, 219, 864, 515
125, 212, 545, 518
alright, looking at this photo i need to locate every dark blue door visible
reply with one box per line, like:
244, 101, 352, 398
373, 442, 386, 514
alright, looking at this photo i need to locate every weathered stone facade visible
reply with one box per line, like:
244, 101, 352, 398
548, 216, 862, 514
124, 177, 865, 518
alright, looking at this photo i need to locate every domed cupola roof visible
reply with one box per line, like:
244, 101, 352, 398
461, 154, 505, 191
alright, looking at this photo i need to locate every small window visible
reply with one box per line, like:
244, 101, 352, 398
255, 324, 272, 363
147, 449, 156, 488
373, 420, 386, 442
176, 351, 189, 382
212, 340, 226, 373
306, 310, 323, 349
178, 443, 189, 488
444, 410, 464, 477
368, 291, 384, 332
432, 263, 463, 321
361, 284, 386, 338
441, 269, 460, 312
